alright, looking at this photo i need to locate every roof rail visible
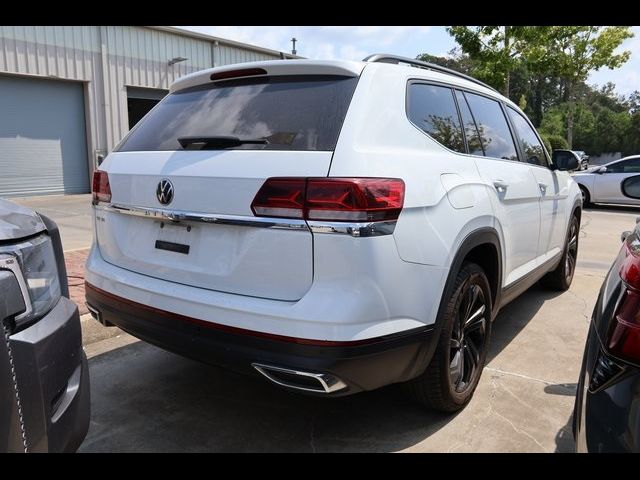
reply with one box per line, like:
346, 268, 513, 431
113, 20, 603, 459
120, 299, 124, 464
362, 53, 499, 94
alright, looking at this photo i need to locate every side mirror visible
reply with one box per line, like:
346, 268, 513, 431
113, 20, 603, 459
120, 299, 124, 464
552, 150, 580, 171
622, 175, 640, 199
597, 166, 607, 174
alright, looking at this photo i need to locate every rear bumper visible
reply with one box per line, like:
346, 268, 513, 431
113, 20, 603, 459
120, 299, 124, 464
9, 296, 90, 452
86, 282, 436, 395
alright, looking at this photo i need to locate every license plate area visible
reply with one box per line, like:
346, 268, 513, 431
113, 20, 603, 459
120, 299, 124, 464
155, 221, 193, 255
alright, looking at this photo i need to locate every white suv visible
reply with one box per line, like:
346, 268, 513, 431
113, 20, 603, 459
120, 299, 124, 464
85, 54, 582, 411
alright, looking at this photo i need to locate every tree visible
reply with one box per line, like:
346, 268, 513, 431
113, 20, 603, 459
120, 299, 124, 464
445, 26, 555, 98
541, 26, 633, 148
416, 49, 475, 75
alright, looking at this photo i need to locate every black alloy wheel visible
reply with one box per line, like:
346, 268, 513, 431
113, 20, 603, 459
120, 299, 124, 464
405, 262, 492, 412
449, 282, 487, 394
565, 217, 579, 285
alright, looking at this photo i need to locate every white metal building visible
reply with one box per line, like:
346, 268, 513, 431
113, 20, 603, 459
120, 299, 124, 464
0, 26, 298, 197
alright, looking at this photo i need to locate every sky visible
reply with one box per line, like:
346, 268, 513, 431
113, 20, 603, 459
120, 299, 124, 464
180, 26, 640, 96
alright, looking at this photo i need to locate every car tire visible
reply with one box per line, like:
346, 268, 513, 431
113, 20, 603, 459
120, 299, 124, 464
579, 186, 591, 207
541, 215, 580, 291
405, 262, 492, 412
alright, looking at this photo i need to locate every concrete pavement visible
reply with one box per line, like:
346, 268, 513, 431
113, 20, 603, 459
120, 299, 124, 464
13, 193, 93, 252
12, 194, 118, 344
74, 204, 639, 452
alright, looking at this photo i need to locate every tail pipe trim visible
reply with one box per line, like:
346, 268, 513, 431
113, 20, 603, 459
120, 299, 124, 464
251, 363, 347, 394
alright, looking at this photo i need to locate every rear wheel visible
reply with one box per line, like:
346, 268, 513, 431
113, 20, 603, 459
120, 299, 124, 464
541, 215, 579, 291
405, 262, 492, 412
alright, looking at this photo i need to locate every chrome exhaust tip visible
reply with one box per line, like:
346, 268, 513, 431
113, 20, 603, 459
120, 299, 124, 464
251, 363, 347, 394
86, 303, 113, 327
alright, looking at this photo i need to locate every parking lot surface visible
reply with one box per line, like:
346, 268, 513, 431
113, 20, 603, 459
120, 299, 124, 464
14, 194, 639, 452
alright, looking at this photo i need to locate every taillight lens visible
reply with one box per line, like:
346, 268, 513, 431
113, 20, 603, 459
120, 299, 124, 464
92, 170, 111, 204
251, 178, 405, 222
250, 178, 306, 218
608, 241, 640, 364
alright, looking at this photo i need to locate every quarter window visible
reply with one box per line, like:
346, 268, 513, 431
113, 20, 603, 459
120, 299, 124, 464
463, 92, 518, 161
407, 84, 465, 153
507, 106, 548, 167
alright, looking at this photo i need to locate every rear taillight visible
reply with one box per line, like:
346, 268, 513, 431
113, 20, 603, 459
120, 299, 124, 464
251, 178, 405, 222
608, 241, 640, 364
92, 170, 111, 204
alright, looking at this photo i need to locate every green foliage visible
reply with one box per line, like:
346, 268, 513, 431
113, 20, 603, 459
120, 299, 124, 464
539, 106, 566, 137
419, 25, 638, 153
538, 133, 553, 155
530, 26, 634, 146
546, 134, 569, 150
446, 26, 544, 96
518, 94, 527, 111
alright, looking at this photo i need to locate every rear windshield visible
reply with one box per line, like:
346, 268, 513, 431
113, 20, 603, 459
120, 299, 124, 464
117, 75, 358, 152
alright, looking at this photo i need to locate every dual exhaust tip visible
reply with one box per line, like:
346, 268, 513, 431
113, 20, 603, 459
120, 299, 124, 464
252, 363, 347, 394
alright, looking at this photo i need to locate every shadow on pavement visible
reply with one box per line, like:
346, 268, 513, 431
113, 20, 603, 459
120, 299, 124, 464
488, 283, 564, 363
554, 415, 575, 453
81, 341, 457, 452
80, 283, 566, 452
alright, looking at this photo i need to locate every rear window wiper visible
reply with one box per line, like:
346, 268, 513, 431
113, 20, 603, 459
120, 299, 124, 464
177, 136, 269, 150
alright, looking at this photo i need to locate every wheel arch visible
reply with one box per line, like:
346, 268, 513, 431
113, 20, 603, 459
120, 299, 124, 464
441, 228, 503, 323
410, 227, 503, 381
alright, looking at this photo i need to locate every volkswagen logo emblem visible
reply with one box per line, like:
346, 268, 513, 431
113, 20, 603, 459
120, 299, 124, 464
156, 179, 174, 205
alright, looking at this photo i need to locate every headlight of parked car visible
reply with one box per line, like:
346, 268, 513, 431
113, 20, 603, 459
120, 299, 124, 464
0, 233, 61, 327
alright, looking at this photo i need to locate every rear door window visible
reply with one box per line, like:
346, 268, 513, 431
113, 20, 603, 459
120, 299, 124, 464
506, 106, 549, 167
454, 90, 484, 156
463, 92, 518, 161
407, 83, 465, 153
117, 75, 358, 152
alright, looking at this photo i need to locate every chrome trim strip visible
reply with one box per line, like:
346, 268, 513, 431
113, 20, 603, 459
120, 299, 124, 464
307, 220, 396, 237
0, 255, 33, 322
96, 203, 308, 231
251, 363, 347, 394
96, 203, 396, 237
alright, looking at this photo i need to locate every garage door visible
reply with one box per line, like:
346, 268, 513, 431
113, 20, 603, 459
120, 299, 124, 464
0, 75, 89, 197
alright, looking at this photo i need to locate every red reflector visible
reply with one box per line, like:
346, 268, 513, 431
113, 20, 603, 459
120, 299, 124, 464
608, 290, 640, 364
251, 177, 405, 222
609, 240, 640, 363
210, 68, 267, 82
92, 170, 111, 204
620, 241, 640, 290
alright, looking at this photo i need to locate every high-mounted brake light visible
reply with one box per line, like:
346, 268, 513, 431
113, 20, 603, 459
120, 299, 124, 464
92, 170, 111, 204
251, 178, 405, 222
608, 241, 640, 364
210, 68, 268, 82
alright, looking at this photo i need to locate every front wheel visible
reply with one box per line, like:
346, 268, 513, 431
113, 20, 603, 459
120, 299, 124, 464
579, 186, 591, 207
405, 262, 492, 412
541, 215, 579, 291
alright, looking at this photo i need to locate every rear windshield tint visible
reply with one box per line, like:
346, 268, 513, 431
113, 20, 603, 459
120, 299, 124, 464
117, 75, 358, 152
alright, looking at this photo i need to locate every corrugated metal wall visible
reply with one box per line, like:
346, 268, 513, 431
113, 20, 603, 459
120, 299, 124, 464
216, 44, 278, 65
0, 26, 285, 193
100, 26, 213, 148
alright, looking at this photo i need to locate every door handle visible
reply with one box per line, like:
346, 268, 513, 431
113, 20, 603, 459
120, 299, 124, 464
538, 182, 548, 194
493, 180, 508, 193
